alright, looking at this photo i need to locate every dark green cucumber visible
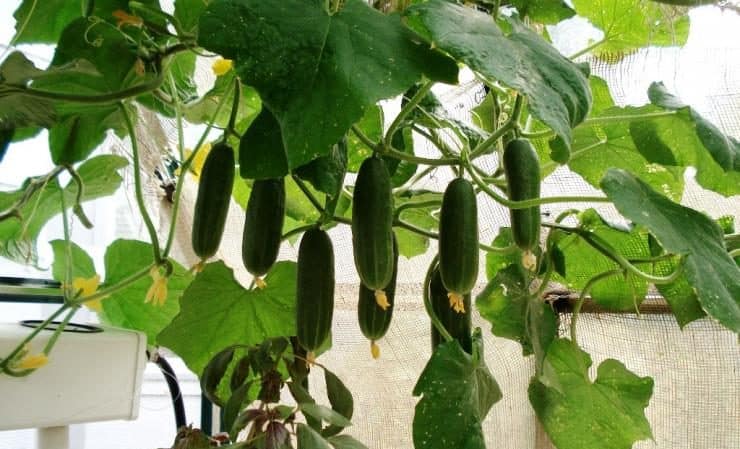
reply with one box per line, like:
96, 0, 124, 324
242, 178, 285, 281
358, 233, 398, 357
438, 177, 479, 308
429, 263, 472, 354
503, 139, 541, 251
296, 228, 335, 357
351, 156, 394, 291
191, 142, 235, 260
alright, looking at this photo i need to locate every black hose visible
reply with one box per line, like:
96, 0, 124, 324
148, 351, 187, 430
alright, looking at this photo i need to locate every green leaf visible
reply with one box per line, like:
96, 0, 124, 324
405, 0, 591, 147
648, 82, 740, 172
553, 209, 653, 310
564, 105, 685, 200
295, 137, 348, 197
98, 240, 191, 345
0, 53, 57, 129
157, 261, 297, 378
485, 227, 522, 280
174, 0, 210, 33
327, 435, 369, 449
297, 423, 332, 449
476, 265, 557, 361
239, 108, 289, 179
199, 0, 457, 173
300, 403, 352, 428
322, 369, 354, 437
601, 169, 740, 333
0, 155, 127, 264
654, 258, 706, 328
201, 347, 236, 406
184, 73, 261, 130
394, 192, 441, 258
412, 330, 501, 449
509, 0, 576, 24
138, 52, 198, 118
530, 339, 654, 449
50, 240, 96, 283
347, 106, 383, 172
572, 0, 690, 58
386, 127, 417, 187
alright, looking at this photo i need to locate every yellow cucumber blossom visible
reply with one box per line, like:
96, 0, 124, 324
370, 341, 381, 359
211, 58, 233, 76
447, 292, 466, 314
178, 143, 212, 179
112, 10, 143, 28
11, 345, 48, 371
71, 274, 106, 312
145, 266, 169, 307
374, 289, 390, 310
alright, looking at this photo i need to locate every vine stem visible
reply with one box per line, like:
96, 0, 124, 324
351, 124, 459, 166
470, 94, 522, 159
568, 39, 607, 60
394, 218, 514, 254
3, 76, 163, 104
0, 305, 70, 373
119, 102, 163, 263
162, 80, 235, 259
384, 81, 434, 148
68, 264, 155, 306
570, 269, 623, 344
42, 306, 78, 355
583, 110, 677, 125
464, 156, 611, 208
0, 166, 65, 222
423, 255, 453, 343
393, 199, 441, 220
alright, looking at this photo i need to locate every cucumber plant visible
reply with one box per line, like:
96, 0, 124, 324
1, 1, 739, 449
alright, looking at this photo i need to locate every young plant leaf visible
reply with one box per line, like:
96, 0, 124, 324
297, 423, 332, 449
99, 239, 191, 345
405, 0, 592, 147
327, 435, 370, 449
530, 339, 654, 449
50, 239, 96, 283
485, 227, 522, 280
412, 329, 501, 449
157, 261, 297, 380
509, 0, 576, 24
201, 347, 236, 407
300, 403, 352, 428
601, 169, 740, 332
476, 265, 557, 363
322, 369, 354, 437
199, 0, 458, 174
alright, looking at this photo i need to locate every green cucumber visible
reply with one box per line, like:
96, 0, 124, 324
296, 228, 335, 359
438, 177, 479, 312
351, 156, 394, 293
242, 178, 285, 285
191, 142, 235, 261
503, 139, 541, 252
429, 263, 472, 354
358, 233, 398, 358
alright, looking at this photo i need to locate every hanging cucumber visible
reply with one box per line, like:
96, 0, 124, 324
296, 228, 335, 362
428, 262, 472, 354
358, 233, 398, 359
503, 139, 541, 264
438, 177, 479, 314
351, 156, 394, 309
242, 178, 285, 288
191, 142, 235, 262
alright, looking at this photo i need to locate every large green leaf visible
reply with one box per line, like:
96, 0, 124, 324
157, 261, 297, 377
198, 0, 458, 173
552, 209, 653, 310
601, 169, 740, 333
0, 155, 127, 264
50, 240, 96, 283
412, 330, 501, 449
405, 0, 591, 147
297, 423, 332, 449
572, 0, 690, 58
476, 265, 557, 361
0, 52, 57, 129
347, 106, 383, 172
484, 227, 523, 280
529, 339, 654, 449
98, 240, 191, 345
653, 257, 706, 328
393, 192, 441, 259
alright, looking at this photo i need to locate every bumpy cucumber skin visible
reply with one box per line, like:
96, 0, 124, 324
351, 157, 394, 290
429, 264, 472, 353
191, 142, 235, 260
358, 233, 398, 341
296, 228, 335, 353
438, 177, 479, 296
503, 139, 541, 251
242, 178, 285, 277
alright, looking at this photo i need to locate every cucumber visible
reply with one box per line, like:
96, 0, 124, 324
503, 139, 541, 252
438, 177, 478, 313
296, 228, 335, 360
429, 263, 472, 354
358, 233, 398, 358
242, 178, 285, 286
351, 156, 394, 296
191, 142, 235, 261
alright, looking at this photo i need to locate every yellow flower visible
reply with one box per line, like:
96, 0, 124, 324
447, 292, 466, 314
370, 341, 381, 359
145, 266, 169, 306
71, 274, 106, 312
15, 353, 48, 370
112, 10, 143, 28
212, 58, 233, 76
180, 143, 212, 179
374, 289, 390, 310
